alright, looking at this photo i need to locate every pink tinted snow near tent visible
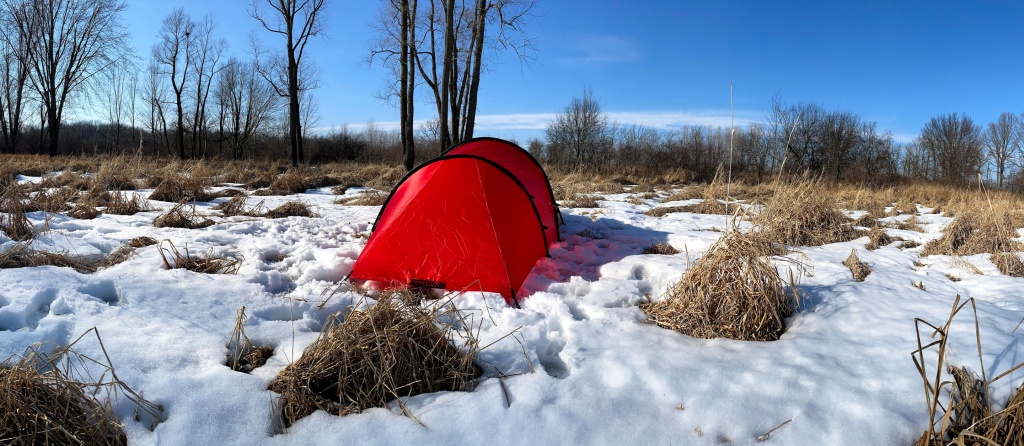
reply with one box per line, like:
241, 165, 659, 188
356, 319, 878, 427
349, 137, 561, 306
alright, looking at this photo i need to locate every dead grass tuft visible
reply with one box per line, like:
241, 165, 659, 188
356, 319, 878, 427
158, 240, 241, 274
641, 231, 793, 341
562, 193, 601, 208
265, 201, 317, 219
843, 249, 872, 281
227, 307, 274, 374
269, 292, 480, 426
338, 190, 388, 206
0, 189, 34, 241
902, 240, 922, 250
753, 180, 860, 247
105, 192, 154, 216
153, 202, 214, 229
922, 203, 1023, 256
866, 227, 898, 250
643, 243, 681, 255
914, 296, 1024, 446
212, 194, 249, 217
644, 206, 687, 217
992, 252, 1024, 277
148, 175, 212, 202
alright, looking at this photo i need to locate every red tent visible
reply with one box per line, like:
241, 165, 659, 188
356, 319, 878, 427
349, 138, 560, 306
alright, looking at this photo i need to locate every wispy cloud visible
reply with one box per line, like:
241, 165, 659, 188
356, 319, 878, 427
559, 34, 642, 65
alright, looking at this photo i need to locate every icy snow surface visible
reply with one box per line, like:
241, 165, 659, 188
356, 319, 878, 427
2, 182, 1024, 445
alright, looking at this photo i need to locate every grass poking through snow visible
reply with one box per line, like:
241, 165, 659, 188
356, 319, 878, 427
268, 291, 480, 427
641, 230, 793, 341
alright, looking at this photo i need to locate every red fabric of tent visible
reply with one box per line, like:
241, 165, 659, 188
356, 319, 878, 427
444, 137, 562, 245
349, 139, 561, 306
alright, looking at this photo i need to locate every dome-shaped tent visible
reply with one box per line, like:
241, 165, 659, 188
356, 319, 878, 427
349, 138, 561, 306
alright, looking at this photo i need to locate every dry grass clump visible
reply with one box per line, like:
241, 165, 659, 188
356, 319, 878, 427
922, 204, 1023, 256
644, 206, 687, 217
915, 296, 1024, 446
643, 243, 681, 255
658, 185, 704, 203
0, 237, 148, 273
269, 292, 480, 426
641, 231, 793, 341
0, 329, 164, 443
362, 164, 410, 191
679, 199, 744, 216
833, 185, 894, 218
265, 201, 317, 219
0, 195, 33, 241
158, 240, 241, 274
549, 172, 622, 201
153, 202, 214, 229
753, 180, 860, 247
148, 174, 212, 202
0, 242, 99, 273
40, 170, 91, 191
91, 157, 141, 192
338, 190, 388, 206
992, 252, 1024, 277
562, 193, 600, 208
227, 307, 274, 374
902, 240, 922, 250
865, 227, 898, 250
27, 186, 76, 213
212, 194, 249, 217
105, 191, 154, 216
843, 249, 872, 281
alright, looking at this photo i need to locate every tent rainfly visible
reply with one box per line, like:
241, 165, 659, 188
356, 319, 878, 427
349, 137, 561, 306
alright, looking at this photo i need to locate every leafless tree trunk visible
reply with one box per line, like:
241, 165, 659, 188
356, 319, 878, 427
188, 15, 226, 159
983, 112, 1021, 188
415, 0, 534, 150
0, 3, 32, 153
215, 57, 278, 159
369, 0, 418, 170
153, 8, 195, 159
144, 61, 172, 157
7, 0, 129, 157
249, 0, 326, 167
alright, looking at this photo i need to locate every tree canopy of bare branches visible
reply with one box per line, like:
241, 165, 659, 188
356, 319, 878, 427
249, 0, 327, 167
920, 113, 984, 186
5, 0, 131, 156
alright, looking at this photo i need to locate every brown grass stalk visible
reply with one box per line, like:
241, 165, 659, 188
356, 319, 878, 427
268, 292, 480, 426
914, 296, 1024, 445
153, 202, 214, 229
641, 230, 793, 341
843, 249, 872, 282
158, 240, 240, 274
227, 307, 274, 374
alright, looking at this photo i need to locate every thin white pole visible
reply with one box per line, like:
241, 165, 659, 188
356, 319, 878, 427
727, 82, 735, 229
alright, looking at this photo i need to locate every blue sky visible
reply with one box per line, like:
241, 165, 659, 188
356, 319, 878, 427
121, 1, 1024, 143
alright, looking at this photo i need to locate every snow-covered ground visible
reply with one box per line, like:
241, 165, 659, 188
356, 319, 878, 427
3, 177, 1024, 445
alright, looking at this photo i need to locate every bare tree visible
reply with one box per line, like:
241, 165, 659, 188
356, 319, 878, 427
248, 0, 326, 167
215, 57, 277, 159
0, 2, 32, 153
152, 9, 195, 159
414, 0, 534, 150
545, 87, 612, 171
6, 0, 130, 156
104, 60, 138, 153
920, 113, 984, 186
369, 0, 418, 170
187, 15, 226, 159
983, 112, 1021, 188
